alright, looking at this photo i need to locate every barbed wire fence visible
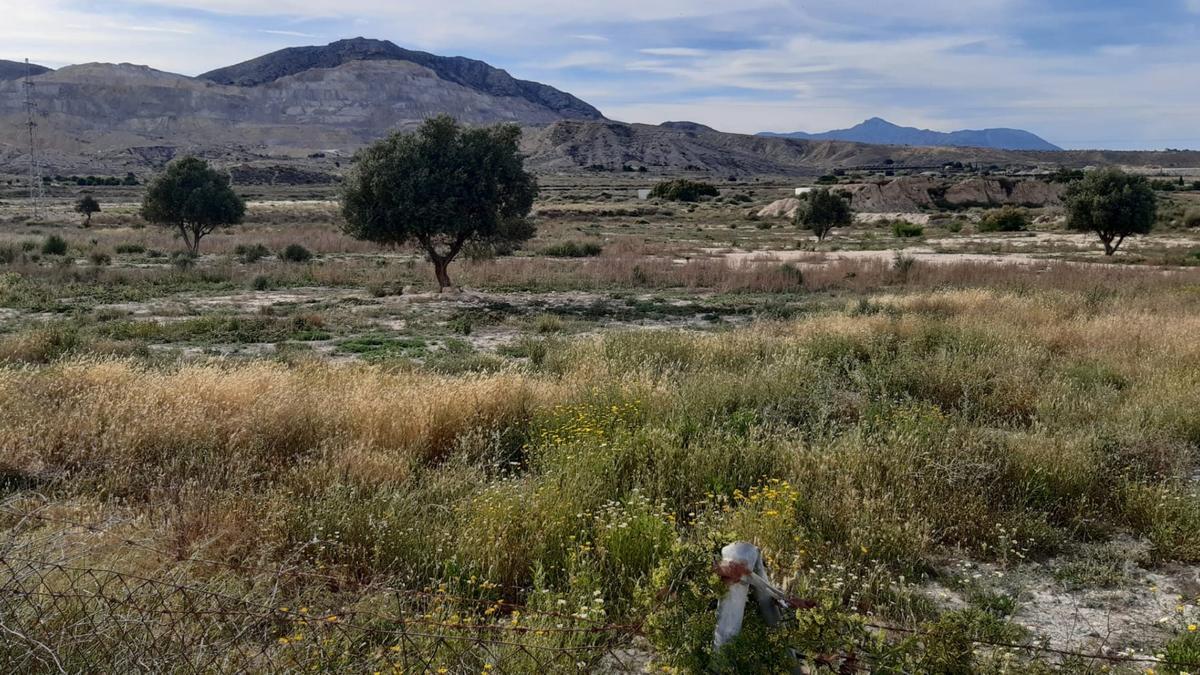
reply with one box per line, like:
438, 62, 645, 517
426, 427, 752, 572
0, 505, 649, 674
3, 505, 1199, 673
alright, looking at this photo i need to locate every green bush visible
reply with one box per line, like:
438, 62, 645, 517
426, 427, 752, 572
88, 251, 112, 266
234, 243, 271, 264
279, 244, 313, 263
41, 235, 68, 256
114, 243, 146, 255
170, 251, 195, 270
649, 179, 719, 202
1184, 208, 1200, 228
891, 221, 924, 238
978, 207, 1030, 232
540, 241, 603, 257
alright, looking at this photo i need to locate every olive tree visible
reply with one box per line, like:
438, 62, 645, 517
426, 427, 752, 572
1065, 168, 1157, 256
140, 157, 246, 255
74, 194, 100, 227
340, 115, 537, 289
795, 188, 853, 242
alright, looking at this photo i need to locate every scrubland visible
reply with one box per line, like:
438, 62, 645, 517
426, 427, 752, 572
2, 184, 1200, 672
4, 283, 1200, 671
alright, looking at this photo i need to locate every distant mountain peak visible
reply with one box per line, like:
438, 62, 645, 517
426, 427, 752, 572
760, 117, 1061, 151
0, 59, 52, 81
659, 121, 717, 133
198, 37, 603, 120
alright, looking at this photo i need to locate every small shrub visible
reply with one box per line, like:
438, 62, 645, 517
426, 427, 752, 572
41, 235, 68, 256
534, 314, 564, 334
978, 206, 1030, 233
1184, 208, 1200, 229
234, 243, 271, 264
447, 316, 473, 336
649, 179, 719, 202
279, 244, 313, 263
892, 221, 924, 238
114, 243, 146, 255
170, 251, 195, 270
1163, 630, 1200, 671
252, 275, 271, 291
88, 251, 112, 266
540, 241, 603, 258
894, 252, 917, 280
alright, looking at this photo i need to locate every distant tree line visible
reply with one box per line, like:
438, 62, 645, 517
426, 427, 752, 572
44, 173, 139, 186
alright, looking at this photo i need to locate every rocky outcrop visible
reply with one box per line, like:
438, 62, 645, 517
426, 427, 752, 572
758, 177, 1067, 216
941, 178, 1065, 207
757, 198, 803, 219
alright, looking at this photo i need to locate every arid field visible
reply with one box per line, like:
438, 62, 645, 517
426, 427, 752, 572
2, 177, 1200, 673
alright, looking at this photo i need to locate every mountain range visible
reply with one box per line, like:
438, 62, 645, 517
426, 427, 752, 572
760, 117, 1061, 151
2, 39, 1195, 178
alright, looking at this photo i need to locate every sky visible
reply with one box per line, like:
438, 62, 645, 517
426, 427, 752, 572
3, 0, 1199, 150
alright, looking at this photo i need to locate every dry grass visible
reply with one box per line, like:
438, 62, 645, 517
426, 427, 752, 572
0, 360, 552, 495
3, 277, 1200, 670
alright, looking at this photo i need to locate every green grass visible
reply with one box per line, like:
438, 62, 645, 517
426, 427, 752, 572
335, 333, 429, 360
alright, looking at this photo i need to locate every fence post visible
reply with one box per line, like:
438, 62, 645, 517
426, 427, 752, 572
713, 541, 801, 672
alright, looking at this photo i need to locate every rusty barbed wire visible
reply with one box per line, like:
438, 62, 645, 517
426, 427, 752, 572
0, 554, 648, 674
4, 503, 1198, 673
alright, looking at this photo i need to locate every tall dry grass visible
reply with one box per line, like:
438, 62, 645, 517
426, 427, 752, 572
0, 360, 555, 495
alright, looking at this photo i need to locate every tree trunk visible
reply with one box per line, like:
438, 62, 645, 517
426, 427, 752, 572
418, 234, 469, 291
432, 257, 452, 290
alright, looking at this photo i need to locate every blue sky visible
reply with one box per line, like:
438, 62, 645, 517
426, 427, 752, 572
4, 0, 1199, 149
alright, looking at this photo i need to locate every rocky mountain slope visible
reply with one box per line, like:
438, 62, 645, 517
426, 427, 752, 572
199, 38, 601, 120
0, 40, 602, 174
0, 60, 51, 81
522, 120, 1200, 176
1, 42, 1197, 178
761, 117, 1062, 151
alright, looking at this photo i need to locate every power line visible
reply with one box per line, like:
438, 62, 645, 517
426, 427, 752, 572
22, 58, 45, 221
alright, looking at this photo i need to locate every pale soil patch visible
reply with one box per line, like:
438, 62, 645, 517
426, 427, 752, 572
928, 556, 1200, 656
856, 212, 933, 225
706, 247, 1051, 267
188, 287, 367, 311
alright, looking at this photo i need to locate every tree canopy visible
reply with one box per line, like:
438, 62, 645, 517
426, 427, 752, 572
795, 188, 853, 242
140, 157, 246, 255
649, 179, 719, 202
340, 115, 538, 289
1064, 168, 1157, 256
74, 194, 100, 227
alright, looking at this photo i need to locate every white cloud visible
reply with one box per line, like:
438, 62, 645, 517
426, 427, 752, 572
260, 29, 320, 38
639, 47, 709, 57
